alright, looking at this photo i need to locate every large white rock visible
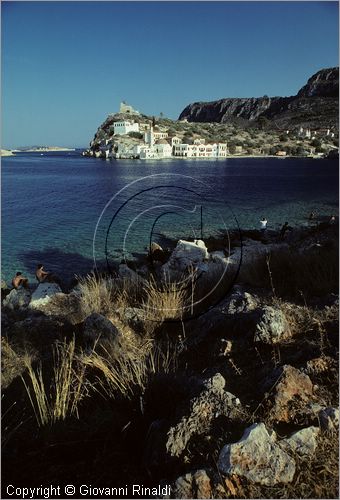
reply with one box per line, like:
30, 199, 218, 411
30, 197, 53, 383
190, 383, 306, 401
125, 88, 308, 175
218, 423, 296, 486
280, 427, 319, 457
162, 239, 209, 274
29, 282, 62, 309
3, 288, 31, 310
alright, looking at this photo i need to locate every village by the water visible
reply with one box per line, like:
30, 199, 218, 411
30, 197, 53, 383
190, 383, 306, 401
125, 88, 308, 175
83, 101, 338, 161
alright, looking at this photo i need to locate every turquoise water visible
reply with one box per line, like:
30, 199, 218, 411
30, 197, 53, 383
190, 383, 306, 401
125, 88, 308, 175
2, 151, 338, 284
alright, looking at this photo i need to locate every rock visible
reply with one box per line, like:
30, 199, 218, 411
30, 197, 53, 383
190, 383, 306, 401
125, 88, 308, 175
173, 473, 194, 499
1, 311, 9, 329
118, 264, 145, 283
1, 279, 8, 290
222, 289, 258, 315
254, 306, 287, 344
29, 283, 62, 309
318, 407, 339, 432
162, 239, 209, 275
173, 470, 212, 499
3, 287, 31, 310
194, 470, 212, 499
149, 242, 167, 263
83, 313, 120, 348
304, 356, 336, 375
269, 365, 314, 423
33, 291, 86, 325
9, 316, 67, 352
228, 240, 289, 280
280, 426, 319, 457
218, 423, 296, 486
117, 306, 146, 332
166, 373, 241, 457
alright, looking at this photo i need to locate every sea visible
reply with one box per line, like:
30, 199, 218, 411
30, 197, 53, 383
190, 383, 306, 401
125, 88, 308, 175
1, 151, 338, 284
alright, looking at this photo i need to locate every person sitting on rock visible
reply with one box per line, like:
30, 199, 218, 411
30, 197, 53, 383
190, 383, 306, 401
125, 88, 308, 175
279, 222, 291, 241
12, 272, 29, 289
35, 264, 50, 283
36, 264, 62, 287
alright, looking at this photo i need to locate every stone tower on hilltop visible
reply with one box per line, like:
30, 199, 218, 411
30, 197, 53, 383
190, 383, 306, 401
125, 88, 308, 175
119, 101, 140, 115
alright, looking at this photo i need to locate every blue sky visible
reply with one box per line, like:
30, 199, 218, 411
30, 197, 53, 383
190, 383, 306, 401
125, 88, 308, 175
2, 1, 339, 148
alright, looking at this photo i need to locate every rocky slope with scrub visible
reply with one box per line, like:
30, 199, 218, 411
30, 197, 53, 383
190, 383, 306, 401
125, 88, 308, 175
1, 222, 339, 499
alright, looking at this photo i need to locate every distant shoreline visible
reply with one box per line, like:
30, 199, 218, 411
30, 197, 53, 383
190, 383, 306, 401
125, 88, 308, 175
1, 147, 75, 156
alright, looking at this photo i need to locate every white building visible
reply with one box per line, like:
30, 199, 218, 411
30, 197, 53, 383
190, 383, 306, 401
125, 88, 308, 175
140, 146, 155, 159
170, 136, 181, 147
173, 142, 228, 158
153, 139, 172, 158
113, 121, 140, 136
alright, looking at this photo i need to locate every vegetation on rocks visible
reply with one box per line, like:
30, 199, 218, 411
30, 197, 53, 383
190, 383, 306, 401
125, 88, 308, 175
1, 224, 338, 498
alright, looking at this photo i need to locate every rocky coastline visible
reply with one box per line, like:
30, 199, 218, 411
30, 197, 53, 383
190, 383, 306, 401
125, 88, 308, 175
1, 222, 338, 498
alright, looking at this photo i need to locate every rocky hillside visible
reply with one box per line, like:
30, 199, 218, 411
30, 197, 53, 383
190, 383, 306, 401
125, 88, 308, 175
179, 67, 339, 130
1, 222, 339, 498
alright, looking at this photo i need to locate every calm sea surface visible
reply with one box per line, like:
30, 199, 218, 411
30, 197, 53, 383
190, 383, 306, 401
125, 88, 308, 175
2, 151, 338, 283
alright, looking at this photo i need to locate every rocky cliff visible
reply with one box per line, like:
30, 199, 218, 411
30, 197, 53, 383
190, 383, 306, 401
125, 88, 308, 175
179, 67, 339, 129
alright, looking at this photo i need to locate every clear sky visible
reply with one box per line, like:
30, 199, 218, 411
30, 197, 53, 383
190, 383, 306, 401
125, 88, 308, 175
2, 1, 339, 148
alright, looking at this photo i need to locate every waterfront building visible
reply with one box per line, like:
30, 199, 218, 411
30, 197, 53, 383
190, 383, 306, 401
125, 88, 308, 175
154, 139, 172, 158
173, 141, 228, 158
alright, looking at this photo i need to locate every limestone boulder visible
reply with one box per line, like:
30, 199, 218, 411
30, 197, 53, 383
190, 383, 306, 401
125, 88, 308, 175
166, 373, 241, 458
173, 470, 212, 499
118, 264, 145, 284
162, 239, 209, 275
222, 289, 258, 315
29, 283, 62, 309
83, 313, 120, 349
9, 316, 67, 352
318, 407, 339, 432
254, 306, 288, 344
280, 426, 319, 457
3, 287, 31, 310
32, 291, 86, 325
268, 365, 314, 423
218, 423, 296, 486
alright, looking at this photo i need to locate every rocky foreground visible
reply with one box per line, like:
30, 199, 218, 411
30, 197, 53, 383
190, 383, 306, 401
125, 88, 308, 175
1, 224, 339, 498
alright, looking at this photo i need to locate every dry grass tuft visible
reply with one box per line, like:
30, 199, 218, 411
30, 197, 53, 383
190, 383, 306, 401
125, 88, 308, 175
80, 341, 178, 401
1, 338, 36, 390
141, 274, 189, 322
21, 339, 89, 426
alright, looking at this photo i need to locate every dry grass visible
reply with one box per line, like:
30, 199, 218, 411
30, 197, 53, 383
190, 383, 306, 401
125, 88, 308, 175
79, 341, 178, 401
21, 339, 89, 426
1, 337, 36, 390
76, 273, 118, 316
141, 274, 189, 322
